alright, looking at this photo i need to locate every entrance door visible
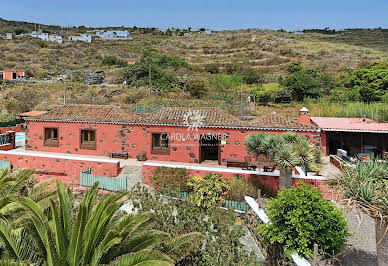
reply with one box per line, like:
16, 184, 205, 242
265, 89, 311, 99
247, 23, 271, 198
199, 135, 220, 164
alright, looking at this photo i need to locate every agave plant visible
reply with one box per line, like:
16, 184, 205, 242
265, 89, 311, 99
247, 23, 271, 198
329, 160, 388, 265
0, 181, 201, 265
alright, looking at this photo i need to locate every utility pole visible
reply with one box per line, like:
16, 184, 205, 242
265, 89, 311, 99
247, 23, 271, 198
240, 84, 243, 117
148, 63, 152, 95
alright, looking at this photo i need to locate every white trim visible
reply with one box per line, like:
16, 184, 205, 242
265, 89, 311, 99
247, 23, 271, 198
0, 150, 119, 164
143, 161, 279, 176
322, 128, 388, 133
25, 119, 320, 132
144, 162, 328, 180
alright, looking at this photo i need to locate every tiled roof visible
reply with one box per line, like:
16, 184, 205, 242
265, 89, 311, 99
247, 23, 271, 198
26, 104, 139, 123
311, 117, 388, 133
138, 107, 245, 128
17, 111, 47, 117
248, 112, 319, 131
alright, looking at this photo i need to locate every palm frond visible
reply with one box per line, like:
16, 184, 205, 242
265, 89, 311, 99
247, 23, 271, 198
111, 250, 174, 266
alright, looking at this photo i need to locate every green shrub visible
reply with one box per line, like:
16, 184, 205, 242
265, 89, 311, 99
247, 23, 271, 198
101, 56, 128, 67
150, 167, 190, 195
256, 90, 273, 105
259, 181, 349, 258
0, 113, 17, 126
286, 62, 303, 73
227, 176, 255, 202
240, 68, 264, 85
204, 63, 220, 74
186, 79, 208, 98
274, 88, 292, 103
187, 174, 230, 208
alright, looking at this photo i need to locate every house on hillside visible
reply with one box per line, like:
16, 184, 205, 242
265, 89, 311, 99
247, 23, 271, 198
0, 71, 25, 81
6, 33, 13, 40
29, 31, 63, 43
69, 34, 92, 43
95, 30, 132, 40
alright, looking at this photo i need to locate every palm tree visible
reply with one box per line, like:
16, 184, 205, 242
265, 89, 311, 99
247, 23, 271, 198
329, 160, 387, 266
245, 132, 319, 189
0, 180, 201, 265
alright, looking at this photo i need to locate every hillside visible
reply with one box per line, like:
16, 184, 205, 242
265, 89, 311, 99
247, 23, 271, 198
0, 18, 387, 120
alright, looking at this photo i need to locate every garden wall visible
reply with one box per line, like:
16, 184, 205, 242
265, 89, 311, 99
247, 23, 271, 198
0, 124, 22, 134
142, 163, 338, 200
0, 150, 120, 185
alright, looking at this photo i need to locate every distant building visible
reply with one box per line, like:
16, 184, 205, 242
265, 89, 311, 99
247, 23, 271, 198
29, 31, 63, 43
0, 71, 25, 81
95, 30, 132, 40
205, 29, 212, 35
69, 34, 92, 43
6, 33, 13, 40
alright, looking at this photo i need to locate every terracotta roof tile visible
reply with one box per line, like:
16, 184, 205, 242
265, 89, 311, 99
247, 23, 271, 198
27, 104, 139, 123
248, 112, 319, 131
138, 107, 245, 128
17, 111, 47, 117
311, 117, 388, 132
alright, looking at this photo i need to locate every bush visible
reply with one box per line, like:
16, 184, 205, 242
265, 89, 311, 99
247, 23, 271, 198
101, 56, 128, 67
187, 174, 230, 208
286, 62, 303, 73
0, 113, 17, 127
274, 88, 292, 103
186, 79, 208, 98
204, 63, 220, 74
150, 167, 190, 194
255, 90, 273, 105
259, 182, 349, 258
227, 176, 255, 202
240, 68, 264, 85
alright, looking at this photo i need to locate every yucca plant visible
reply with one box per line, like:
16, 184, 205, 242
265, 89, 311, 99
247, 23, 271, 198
0, 180, 201, 265
329, 160, 388, 266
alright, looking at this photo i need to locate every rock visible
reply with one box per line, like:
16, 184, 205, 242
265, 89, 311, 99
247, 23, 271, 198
84, 70, 104, 85
136, 152, 147, 161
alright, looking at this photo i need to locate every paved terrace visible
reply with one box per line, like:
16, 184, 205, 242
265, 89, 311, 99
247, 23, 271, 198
6, 139, 333, 180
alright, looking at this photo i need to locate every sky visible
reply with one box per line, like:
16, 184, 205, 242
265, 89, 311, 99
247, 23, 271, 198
1, 0, 387, 31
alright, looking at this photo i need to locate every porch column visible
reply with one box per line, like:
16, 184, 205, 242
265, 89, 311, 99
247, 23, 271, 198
360, 133, 364, 153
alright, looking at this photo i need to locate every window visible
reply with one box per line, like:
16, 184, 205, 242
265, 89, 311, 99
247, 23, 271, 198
12, 72, 17, 80
44, 128, 58, 147
0, 72, 3, 80
151, 133, 169, 154
80, 130, 96, 150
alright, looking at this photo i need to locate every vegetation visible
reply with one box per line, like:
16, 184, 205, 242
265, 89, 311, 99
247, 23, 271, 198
0, 172, 201, 265
150, 166, 190, 195
101, 55, 128, 68
259, 182, 349, 258
187, 174, 230, 208
0, 114, 18, 127
245, 132, 322, 188
329, 160, 388, 265
130, 185, 260, 265
227, 176, 256, 202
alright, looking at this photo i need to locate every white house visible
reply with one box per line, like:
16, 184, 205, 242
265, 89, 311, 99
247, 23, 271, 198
95, 30, 132, 40
69, 34, 92, 43
6, 33, 13, 40
29, 31, 63, 43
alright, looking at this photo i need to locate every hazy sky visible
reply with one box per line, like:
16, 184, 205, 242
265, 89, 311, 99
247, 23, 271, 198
1, 0, 387, 30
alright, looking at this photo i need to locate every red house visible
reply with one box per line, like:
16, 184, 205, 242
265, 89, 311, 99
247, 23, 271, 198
0, 104, 337, 198
23, 105, 320, 165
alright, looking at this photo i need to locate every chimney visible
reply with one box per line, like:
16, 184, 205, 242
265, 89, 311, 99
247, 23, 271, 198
298, 107, 311, 125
